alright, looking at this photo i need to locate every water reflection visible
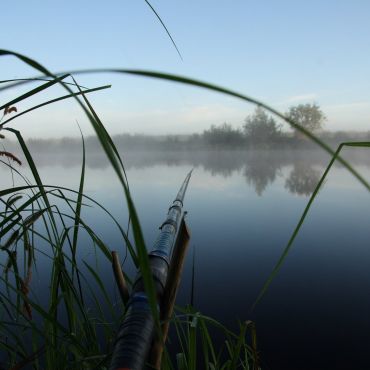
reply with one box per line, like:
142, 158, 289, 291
2, 146, 370, 370
243, 151, 281, 196
14, 147, 370, 197
285, 163, 321, 196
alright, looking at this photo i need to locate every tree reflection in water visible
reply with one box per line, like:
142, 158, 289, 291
243, 151, 282, 196
22, 146, 370, 197
285, 163, 321, 196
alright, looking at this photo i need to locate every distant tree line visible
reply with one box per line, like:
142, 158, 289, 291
202, 103, 327, 148
21, 103, 370, 152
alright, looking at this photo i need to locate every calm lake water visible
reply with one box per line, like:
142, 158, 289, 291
1, 147, 370, 369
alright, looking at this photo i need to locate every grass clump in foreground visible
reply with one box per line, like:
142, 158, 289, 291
0, 50, 369, 369
0, 53, 260, 370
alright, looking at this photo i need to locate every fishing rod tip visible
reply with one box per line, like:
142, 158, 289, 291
186, 168, 194, 180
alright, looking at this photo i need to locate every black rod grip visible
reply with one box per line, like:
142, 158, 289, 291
109, 170, 192, 370
109, 293, 155, 370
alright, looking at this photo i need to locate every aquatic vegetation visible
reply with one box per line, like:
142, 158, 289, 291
0, 52, 261, 369
0, 49, 368, 369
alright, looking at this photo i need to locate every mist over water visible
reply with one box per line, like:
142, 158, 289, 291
1, 147, 370, 369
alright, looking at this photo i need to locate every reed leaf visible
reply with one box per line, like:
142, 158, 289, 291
252, 141, 370, 308
0, 84, 111, 129
144, 0, 183, 60
0, 74, 69, 111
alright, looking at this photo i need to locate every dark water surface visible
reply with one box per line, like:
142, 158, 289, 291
1, 148, 370, 369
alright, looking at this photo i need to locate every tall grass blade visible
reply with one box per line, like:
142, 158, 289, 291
0, 53, 367, 191
0, 74, 69, 111
0, 84, 111, 128
70, 77, 160, 328
8, 346, 45, 370
253, 141, 370, 308
144, 0, 183, 60
229, 322, 247, 370
0, 77, 88, 89
70, 125, 86, 303
188, 313, 198, 370
8, 64, 368, 193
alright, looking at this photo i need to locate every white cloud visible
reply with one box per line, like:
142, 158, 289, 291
281, 93, 318, 104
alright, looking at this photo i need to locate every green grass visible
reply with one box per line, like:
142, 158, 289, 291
0, 50, 369, 369
0, 53, 261, 370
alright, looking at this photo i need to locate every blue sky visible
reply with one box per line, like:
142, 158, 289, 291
1, 0, 370, 137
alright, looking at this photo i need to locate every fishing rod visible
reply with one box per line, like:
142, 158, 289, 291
110, 169, 193, 370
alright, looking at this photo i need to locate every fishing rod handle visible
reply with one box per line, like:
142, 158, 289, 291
109, 256, 168, 370
109, 293, 155, 370
109, 171, 192, 369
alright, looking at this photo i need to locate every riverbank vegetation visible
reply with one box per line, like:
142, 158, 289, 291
10, 103, 370, 153
0, 55, 262, 369
1, 50, 369, 369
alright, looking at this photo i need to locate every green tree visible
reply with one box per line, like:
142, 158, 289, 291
286, 103, 326, 133
203, 122, 244, 146
243, 107, 281, 146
